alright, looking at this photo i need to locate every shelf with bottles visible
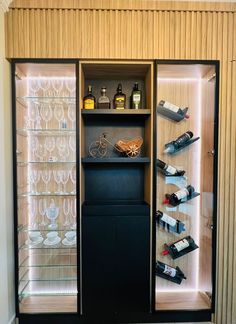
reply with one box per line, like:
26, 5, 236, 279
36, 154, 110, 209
81, 108, 151, 117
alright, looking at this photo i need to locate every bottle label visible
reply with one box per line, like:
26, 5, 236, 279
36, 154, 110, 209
175, 188, 189, 201
115, 96, 125, 109
133, 94, 141, 103
166, 165, 177, 175
163, 101, 180, 113
163, 265, 176, 277
161, 213, 177, 227
174, 238, 189, 252
84, 99, 95, 109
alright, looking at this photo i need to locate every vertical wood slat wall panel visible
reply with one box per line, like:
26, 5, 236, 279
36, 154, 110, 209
4, 6, 236, 324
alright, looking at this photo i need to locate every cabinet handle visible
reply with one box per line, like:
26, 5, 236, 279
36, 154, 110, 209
207, 149, 215, 156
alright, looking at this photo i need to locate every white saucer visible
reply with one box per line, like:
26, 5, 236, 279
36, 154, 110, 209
26, 236, 43, 246
43, 236, 61, 246
62, 238, 76, 246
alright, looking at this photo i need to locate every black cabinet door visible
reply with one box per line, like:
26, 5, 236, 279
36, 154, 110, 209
82, 213, 150, 316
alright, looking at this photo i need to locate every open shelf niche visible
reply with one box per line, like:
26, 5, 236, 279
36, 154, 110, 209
79, 61, 154, 208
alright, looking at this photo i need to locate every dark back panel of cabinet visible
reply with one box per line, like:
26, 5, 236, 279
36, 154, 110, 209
82, 208, 150, 316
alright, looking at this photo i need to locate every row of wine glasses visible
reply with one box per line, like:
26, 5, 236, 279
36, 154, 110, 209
29, 78, 76, 97
29, 136, 76, 162
29, 198, 76, 230
28, 168, 76, 194
24, 101, 76, 130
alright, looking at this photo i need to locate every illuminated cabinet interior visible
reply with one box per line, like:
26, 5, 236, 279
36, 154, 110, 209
14, 62, 78, 314
12, 59, 218, 323
154, 62, 218, 313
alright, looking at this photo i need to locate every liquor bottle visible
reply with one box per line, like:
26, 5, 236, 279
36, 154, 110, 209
156, 210, 185, 234
113, 83, 126, 109
83, 85, 96, 109
157, 159, 185, 176
162, 235, 199, 259
163, 185, 195, 206
158, 100, 189, 119
131, 82, 142, 109
156, 260, 186, 284
97, 86, 110, 109
164, 131, 193, 154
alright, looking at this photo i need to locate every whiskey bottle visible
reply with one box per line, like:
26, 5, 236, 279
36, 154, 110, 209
97, 87, 110, 109
131, 82, 142, 109
83, 85, 96, 109
114, 83, 126, 109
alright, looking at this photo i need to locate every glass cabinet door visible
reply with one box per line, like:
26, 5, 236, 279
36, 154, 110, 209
14, 62, 78, 313
154, 62, 218, 312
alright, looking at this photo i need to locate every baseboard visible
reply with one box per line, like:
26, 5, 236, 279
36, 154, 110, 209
8, 314, 15, 324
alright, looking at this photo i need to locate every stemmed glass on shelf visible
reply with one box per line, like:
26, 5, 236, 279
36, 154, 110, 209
29, 199, 38, 229
35, 144, 47, 162
53, 170, 62, 194
68, 103, 76, 129
28, 103, 39, 129
38, 198, 47, 227
56, 137, 67, 161
41, 169, 51, 194
29, 79, 40, 97
69, 135, 76, 155
61, 170, 69, 193
29, 136, 39, 161
70, 166, 76, 194
65, 79, 76, 97
39, 79, 51, 97
63, 198, 71, 227
71, 199, 76, 230
29, 170, 40, 194
40, 103, 52, 129
52, 79, 64, 97
54, 102, 64, 129
44, 136, 56, 160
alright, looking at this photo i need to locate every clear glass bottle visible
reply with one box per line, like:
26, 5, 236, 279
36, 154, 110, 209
97, 87, 110, 109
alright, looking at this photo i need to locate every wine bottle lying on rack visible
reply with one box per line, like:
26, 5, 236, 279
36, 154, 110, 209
157, 159, 185, 176
156, 210, 185, 234
164, 131, 200, 154
163, 185, 200, 206
156, 260, 186, 284
157, 100, 189, 121
162, 235, 199, 259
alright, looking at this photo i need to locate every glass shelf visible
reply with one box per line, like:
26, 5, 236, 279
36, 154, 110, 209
20, 271, 77, 282
19, 254, 77, 268
18, 224, 77, 233
17, 129, 76, 136
19, 243, 77, 251
18, 192, 76, 197
16, 97, 76, 106
19, 280, 77, 297
17, 161, 76, 166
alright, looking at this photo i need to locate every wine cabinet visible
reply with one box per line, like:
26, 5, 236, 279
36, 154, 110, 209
12, 59, 219, 323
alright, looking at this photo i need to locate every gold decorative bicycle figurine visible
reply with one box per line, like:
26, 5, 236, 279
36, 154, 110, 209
88, 133, 143, 158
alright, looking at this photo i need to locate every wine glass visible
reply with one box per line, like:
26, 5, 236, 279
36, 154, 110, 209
65, 79, 76, 97
38, 198, 47, 227
56, 137, 67, 160
53, 170, 62, 193
54, 103, 64, 129
68, 103, 76, 129
61, 170, 69, 193
70, 166, 76, 194
63, 198, 71, 227
40, 103, 52, 129
39, 79, 50, 96
45, 137, 55, 160
71, 199, 76, 230
69, 135, 76, 154
29, 136, 39, 161
29, 199, 38, 229
46, 199, 59, 229
59, 146, 70, 162
41, 169, 51, 194
35, 144, 47, 162
32, 170, 41, 194
28, 103, 39, 129
52, 79, 64, 97
29, 79, 40, 96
